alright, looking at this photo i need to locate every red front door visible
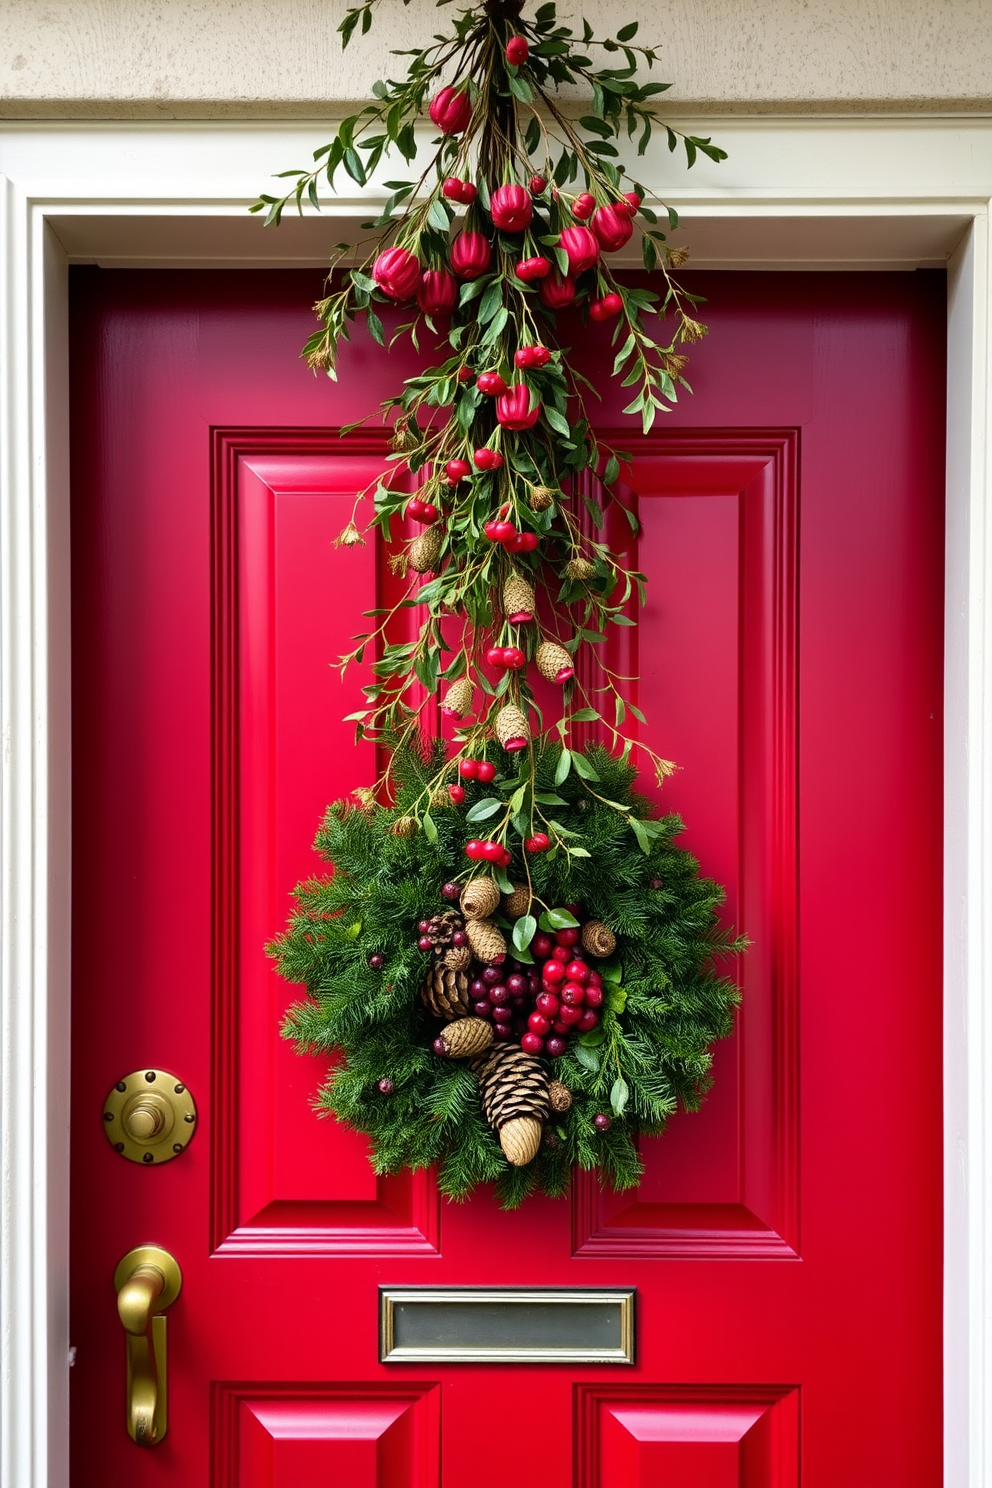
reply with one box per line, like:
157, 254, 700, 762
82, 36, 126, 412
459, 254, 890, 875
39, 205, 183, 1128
69, 268, 944, 1486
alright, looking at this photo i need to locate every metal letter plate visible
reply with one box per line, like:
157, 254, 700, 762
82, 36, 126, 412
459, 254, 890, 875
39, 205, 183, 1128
380, 1287, 635, 1364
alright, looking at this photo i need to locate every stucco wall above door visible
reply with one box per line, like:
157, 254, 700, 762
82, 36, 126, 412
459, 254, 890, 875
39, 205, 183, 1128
2, 0, 991, 117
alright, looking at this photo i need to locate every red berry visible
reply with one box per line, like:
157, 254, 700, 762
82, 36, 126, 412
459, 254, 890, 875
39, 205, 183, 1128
589, 292, 623, 322
622, 191, 642, 213
474, 448, 504, 471
445, 458, 472, 483
497, 848, 512, 867
412, 502, 438, 524
480, 840, 503, 862
558, 1004, 583, 1027
442, 175, 466, 201
506, 34, 529, 65
594, 1113, 611, 1131
545, 1035, 567, 1057
442, 882, 460, 900
406, 496, 424, 519
535, 992, 559, 1017
577, 1009, 600, 1033
532, 932, 554, 957
448, 784, 466, 805
515, 344, 552, 369
552, 1019, 569, 1034
521, 1032, 545, 1054
502, 646, 526, 669
528, 1011, 551, 1036
483, 521, 502, 541
492, 520, 516, 542
476, 760, 496, 783
572, 192, 595, 219
457, 364, 474, 382
542, 959, 565, 984
551, 945, 571, 963
514, 255, 551, 282
418, 919, 431, 932
529, 174, 548, 195
584, 985, 604, 1008
459, 759, 479, 779
465, 839, 485, 859
565, 960, 589, 983
477, 371, 509, 396
485, 645, 507, 667
556, 926, 580, 947
459, 181, 478, 204
561, 982, 586, 1006
525, 831, 550, 853
418, 936, 432, 951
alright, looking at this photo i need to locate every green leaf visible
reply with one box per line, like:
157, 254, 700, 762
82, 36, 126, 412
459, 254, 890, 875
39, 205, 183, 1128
571, 752, 601, 782
600, 961, 623, 984
422, 811, 438, 845
495, 865, 515, 896
477, 279, 503, 324
629, 815, 652, 854
366, 308, 385, 346
570, 707, 599, 723
574, 1044, 600, 1073
606, 986, 627, 1013
617, 21, 638, 40
603, 454, 620, 485
466, 797, 503, 823
554, 749, 572, 785
578, 1024, 606, 1047
512, 914, 537, 952
544, 907, 580, 930
568, 846, 592, 858
427, 198, 450, 231
610, 1076, 630, 1117
544, 406, 571, 437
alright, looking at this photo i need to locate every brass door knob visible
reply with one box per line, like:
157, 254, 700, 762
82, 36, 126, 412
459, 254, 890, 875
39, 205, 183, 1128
114, 1245, 182, 1446
103, 1070, 196, 1164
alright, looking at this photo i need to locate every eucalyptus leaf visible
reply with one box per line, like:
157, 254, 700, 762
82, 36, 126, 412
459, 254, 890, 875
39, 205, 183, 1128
466, 797, 503, 822
574, 1044, 600, 1073
610, 1076, 630, 1116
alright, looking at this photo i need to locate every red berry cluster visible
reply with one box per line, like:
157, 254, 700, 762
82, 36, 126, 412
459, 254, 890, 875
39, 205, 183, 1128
406, 495, 439, 524
458, 757, 496, 783
464, 838, 512, 867
456, 922, 603, 1057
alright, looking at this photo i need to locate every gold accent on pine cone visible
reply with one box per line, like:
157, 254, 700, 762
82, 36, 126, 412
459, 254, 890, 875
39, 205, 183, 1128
495, 703, 530, 750
409, 527, 442, 572
498, 1116, 543, 1166
391, 815, 418, 837
565, 556, 595, 581
528, 485, 555, 511
460, 876, 501, 920
503, 576, 535, 624
504, 884, 532, 919
535, 641, 573, 683
465, 917, 507, 963
439, 1017, 494, 1059
443, 677, 474, 718
548, 1079, 573, 1113
442, 945, 472, 972
581, 920, 616, 957
421, 963, 472, 1021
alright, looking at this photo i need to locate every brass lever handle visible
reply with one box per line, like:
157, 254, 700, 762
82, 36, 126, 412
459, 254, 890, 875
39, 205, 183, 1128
114, 1245, 182, 1446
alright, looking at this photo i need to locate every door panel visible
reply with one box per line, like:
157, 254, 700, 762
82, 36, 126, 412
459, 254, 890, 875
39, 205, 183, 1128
70, 269, 944, 1485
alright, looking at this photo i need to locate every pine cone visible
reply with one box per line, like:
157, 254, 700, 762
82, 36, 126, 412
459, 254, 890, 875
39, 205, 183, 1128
426, 909, 463, 949
442, 677, 474, 718
391, 815, 418, 837
495, 704, 530, 753
409, 527, 442, 572
528, 485, 555, 511
442, 945, 472, 972
421, 963, 472, 1021
504, 883, 532, 919
437, 1016, 494, 1059
465, 917, 507, 963
548, 1079, 573, 1112
460, 876, 500, 920
535, 641, 574, 684
503, 576, 535, 625
473, 1043, 551, 1165
581, 920, 616, 958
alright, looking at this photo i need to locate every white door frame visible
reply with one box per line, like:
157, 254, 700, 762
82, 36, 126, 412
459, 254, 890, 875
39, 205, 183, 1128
1, 116, 990, 1487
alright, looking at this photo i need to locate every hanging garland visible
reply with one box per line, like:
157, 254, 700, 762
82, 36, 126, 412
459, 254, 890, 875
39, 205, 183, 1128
260, 0, 744, 1205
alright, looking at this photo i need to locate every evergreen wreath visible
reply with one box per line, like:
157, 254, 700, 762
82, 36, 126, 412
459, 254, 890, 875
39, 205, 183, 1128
260, 0, 744, 1203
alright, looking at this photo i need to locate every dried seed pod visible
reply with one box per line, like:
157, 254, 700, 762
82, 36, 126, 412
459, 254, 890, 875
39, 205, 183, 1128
437, 1016, 494, 1059
465, 917, 508, 963
442, 677, 474, 718
565, 556, 595, 581
581, 920, 616, 958
535, 642, 574, 685
390, 416, 418, 451
498, 1116, 543, 1166
408, 527, 442, 572
353, 787, 376, 811
504, 883, 532, 919
430, 786, 454, 810
528, 485, 555, 512
422, 963, 472, 1021
495, 703, 530, 753
548, 1079, 573, 1113
503, 576, 536, 625
391, 815, 418, 837
442, 945, 472, 972
460, 876, 501, 920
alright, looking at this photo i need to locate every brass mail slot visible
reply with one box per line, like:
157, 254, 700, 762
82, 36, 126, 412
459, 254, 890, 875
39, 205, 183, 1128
379, 1287, 635, 1364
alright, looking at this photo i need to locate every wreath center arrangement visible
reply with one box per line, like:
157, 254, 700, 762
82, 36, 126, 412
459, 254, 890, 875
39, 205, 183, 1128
261, 0, 744, 1206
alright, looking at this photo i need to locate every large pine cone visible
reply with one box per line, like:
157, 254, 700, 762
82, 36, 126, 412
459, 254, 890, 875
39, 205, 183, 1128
495, 704, 530, 752
460, 876, 500, 920
535, 641, 574, 684
442, 677, 474, 718
581, 920, 616, 958
473, 1043, 550, 1165
437, 1017, 494, 1059
503, 576, 535, 625
465, 917, 507, 963
422, 963, 472, 1021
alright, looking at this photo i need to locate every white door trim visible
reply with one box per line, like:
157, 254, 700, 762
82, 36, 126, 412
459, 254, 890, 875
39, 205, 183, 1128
1, 115, 990, 1487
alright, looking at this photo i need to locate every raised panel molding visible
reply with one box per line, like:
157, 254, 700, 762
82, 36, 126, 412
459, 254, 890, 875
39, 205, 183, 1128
576, 1383, 800, 1488
211, 1382, 440, 1488
573, 433, 799, 1260
210, 430, 439, 1257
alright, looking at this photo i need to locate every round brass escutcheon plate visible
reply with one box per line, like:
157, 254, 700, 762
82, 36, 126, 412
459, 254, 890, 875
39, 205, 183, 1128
103, 1070, 196, 1165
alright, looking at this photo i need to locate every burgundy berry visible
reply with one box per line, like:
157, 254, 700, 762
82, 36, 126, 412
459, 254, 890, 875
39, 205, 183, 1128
511, 996, 527, 1010
442, 881, 460, 900
584, 985, 604, 1008
493, 1006, 513, 1025
433, 1037, 447, 1056
552, 945, 571, 963
521, 1032, 545, 1055
545, 1036, 567, 1057
586, 969, 603, 987
594, 1113, 611, 1132
507, 973, 526, 994
368, 954, 384, 969
576, 1009, 600, 1033
418, 936, 432, 951
482, 966, 502, 985
489, 985, 510, 1005
544, 1132, 560, 1149
474, 999, 493, 1018
528, 1012, 552, 1036
556, 927, 580, 947
565, 960, 589, 983
471, 978, 486, 997
650, 877, 664, 889
452, 930, 467, 946
418, 919, 431, 932
378, 1078, 395, 1094
494, 1023, 514, 1040
532, 932, 554, 958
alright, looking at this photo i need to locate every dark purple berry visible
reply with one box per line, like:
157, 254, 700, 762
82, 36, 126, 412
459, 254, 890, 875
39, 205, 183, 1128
488, 984, 510, 1005
442, 882, 460, 900
418, 919, 431, 933
432, 1037, 446, 1056
452, 930, 467, 946
418, 935, 432, 951
482, 966, 502, 985
649, 878, 663, 889
544, 1132, 560, 1149
474, 999, 493, 1018
545, 1036, 567, 1058
494, 1023, 513, 1040
594, 1113, 611, 1132
471, 979, 486, 997
492, 1006, 513, 1025
368, 954, 384, 969
506, 973, 526, 994
378, 1078, 395, 1094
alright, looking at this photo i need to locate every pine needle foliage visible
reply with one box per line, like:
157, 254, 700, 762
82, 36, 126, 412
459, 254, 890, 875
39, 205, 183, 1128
271, 734, 743, 1207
